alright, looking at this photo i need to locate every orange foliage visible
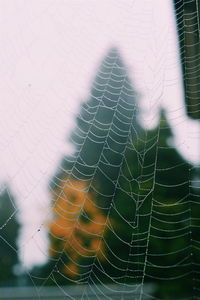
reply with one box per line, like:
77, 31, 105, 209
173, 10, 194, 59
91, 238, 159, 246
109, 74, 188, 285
49, 180, 107, 278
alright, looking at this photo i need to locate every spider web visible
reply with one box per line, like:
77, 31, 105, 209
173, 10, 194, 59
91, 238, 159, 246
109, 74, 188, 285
0, 1, 200, 299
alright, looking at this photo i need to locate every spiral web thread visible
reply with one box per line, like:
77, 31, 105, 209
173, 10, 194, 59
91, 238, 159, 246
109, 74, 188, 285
0, 1, 199, 299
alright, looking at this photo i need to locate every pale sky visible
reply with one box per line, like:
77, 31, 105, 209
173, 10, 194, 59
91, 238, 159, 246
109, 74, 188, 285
0, 0, 199, 269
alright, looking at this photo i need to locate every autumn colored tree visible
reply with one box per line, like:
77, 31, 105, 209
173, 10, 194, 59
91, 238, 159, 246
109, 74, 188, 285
49, 180, 106, 279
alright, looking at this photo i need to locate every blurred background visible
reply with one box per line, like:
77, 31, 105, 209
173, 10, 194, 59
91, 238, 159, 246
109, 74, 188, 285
0, 0, 199, 299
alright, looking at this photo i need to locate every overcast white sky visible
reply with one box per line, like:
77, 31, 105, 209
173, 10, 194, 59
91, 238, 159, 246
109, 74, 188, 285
0, 0, 199, 269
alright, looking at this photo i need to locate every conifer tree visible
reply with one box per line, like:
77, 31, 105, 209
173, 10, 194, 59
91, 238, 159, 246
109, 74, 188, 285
0, 187, 20, 286
55, 47, 140, 196
33, 47, 141, 285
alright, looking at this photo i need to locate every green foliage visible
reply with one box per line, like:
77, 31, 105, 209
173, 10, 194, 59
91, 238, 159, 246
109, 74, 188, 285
54, 47, 140, 190
107, 111, 200, 299
34, 48, 200, 300
0, 187, 20, 286
35, 47, 141, 286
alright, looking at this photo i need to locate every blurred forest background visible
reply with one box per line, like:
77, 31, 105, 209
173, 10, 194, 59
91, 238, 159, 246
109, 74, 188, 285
0, 46, 199, 300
